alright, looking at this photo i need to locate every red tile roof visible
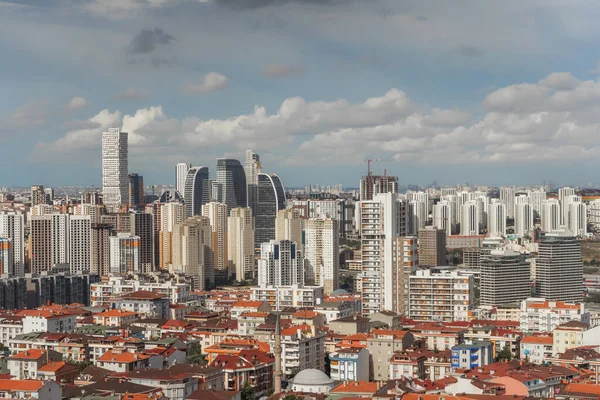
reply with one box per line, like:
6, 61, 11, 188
121, 291, 165, 300
9, 349, 46, 360
231, 301, 265, 308
98, 350, 151, 363
0, 380, 44, 391
331, 381, 379, 394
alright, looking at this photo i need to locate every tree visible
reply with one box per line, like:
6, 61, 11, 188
186, 342, 206, 365
282, 395, 304, 400
241, 381, 255, 400
495, 344, 513, 362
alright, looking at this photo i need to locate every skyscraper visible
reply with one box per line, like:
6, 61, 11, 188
528, 188, 546, 218
536, 231, 583, 303
29, 215, 53, 274
202, 202, 229, 278
128, 173, 145, 208
487, 201, 506, 237
558, 187, 576, 226
568, 201, 587, 237
433, 201, 452, 236
409, 200, 427, 236
258, 239, 304, 288
173, 216, 214, 290
184, 166, 210, 219
216, 158, 247, 209
245, 150, 262, 215
418, 227, 446, 267
102, 128, 129, 210
304, 218, 339, 294
541, 199, 560, 232
275, 209, 304, 253
175, 162, 191, 197
130, 212, 154, 273
30, 185, 46, 206
480, 248, 531, 306
515, 203, 534, 237
0, 238, 13, 276
227, 208, 255, 282
0, 212, 24, 277
255, 173, 286, 249
460, 201, 480, 236
91, 223, 112, 276
69, 215, 91, 274
499, 187, 516, 219
159, 202, 184, 270
109, 233, 141, 274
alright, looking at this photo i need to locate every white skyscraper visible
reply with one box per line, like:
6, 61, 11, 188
500, 187, 516, 219
258, 239, 304, 288
0, 212, 24, 277
69, 215, 91, 274
433, 201, 452, 236
304, 218, 339, 294
563, 195, 582, 230
568, 201, 587, 237
487, 201, 506, 237
514, 203, 533, 237
528, 188, 546, 218
228, 207, 255, 281
541, 199, 560, 232
175, 162, 191, 197
409, 200, 427, 235
460, 201, 480, 236
245, 149, 262, 214
109, 233, 141, 274
102, 128, 129, 209
559, 187, 576, 226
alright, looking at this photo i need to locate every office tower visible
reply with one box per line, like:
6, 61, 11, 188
102, 128, 129, 210
109, 233, 141, 274
184, 166, 210, 219
559, 187, 576, 226
159, 202, 184, 270
227, 208, 255, 281
480, 248, 531, 306
257, 239, 304, 288
397, 236, 418, 315
91, 223, 112, 276
541, 199, 560, 232
409, 200, 427, 236
0, 213, 24, 277
30, 185, 46, 206
514, 203, 534, 237
418, 227, 446, 267
0, 238, 13, 276
69, 216, 91, 274
568, 201, 587, 237
536, 231, 583, 303
499, 187, 516, 218
29, 215, 53, 274
359, 175, 398, 201
245, 150, 262, 215
173, 216, 214, 290
128, 173, 145, 208
528, 188, 546, 218
130, 212, 154, 273
202, 202, 228, 278
175, 162, 191, 197
216, 158, 247, 209
360, 193, 409, 314
432, 201, 452, 236
275, 209, 304, 253
460, 201, 480, 236
44, 188, 54, 204
255, 173, 286, 248
304, 218, 339, 294
487, 201, 506, 237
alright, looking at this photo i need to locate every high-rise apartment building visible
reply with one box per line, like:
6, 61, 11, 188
0, 238, 13, 276
536, 231, 583, 303
487, 201, 506, 237
50, 214, 69, 267
184, 166, 210, 219
558, 187, 576, 226
69, 215, 91, 274
102, 128, 129, 210
159, 202, 184, 269
29, 215, 53, 274
418, 227, 446, 267
257, 239, 304, 288
255, 173, 286, 249
44, 187, 54, 204
397, 236, 418, 315
409, 200, 427, 236
109, 233, 141, 274
541, 199, 560, 232
245, 150, 262, 215
500, 187, 516, 219
91, 223, 112, 276
73, 204, 103, 224
175, 162, 191, 197
202, 202, 228, 278
130, 212, 154, 273
460, 201, 480, 236
275, 209, 304, 253
480, 248, 531, 306
304, 218, 339, 294
359, 175, 398, 201
514, 203, 534, 237
0, 213, 24, 277
432, 201, 452, 236
360, 193, 409, 315
227, 208, 255, 282
30, 185, 46, 206
216, 158, 247, 209
568, 201, 587, 237
172, 216, 214, 290
128, 173, 144, 208
528, 188, 546, 217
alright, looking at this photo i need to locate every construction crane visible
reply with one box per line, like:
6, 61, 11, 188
362, 158, 391, 177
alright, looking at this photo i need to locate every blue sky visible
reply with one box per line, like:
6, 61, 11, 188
2, 0, 600, 188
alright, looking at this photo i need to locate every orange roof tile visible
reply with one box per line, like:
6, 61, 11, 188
293, 310, 318, 319
37, 361, 69, 373
231, 301, 265, 308
281, 324, 312, 336
239, 312, 270, 318
563, 383, 600, 395
0, 380, 44, 391
528, 301, 580, 310
331, 381, 379, 393
98, 350, 151, 363
10, 349, 46, 360
94, 309, 138, 318
521, 335, 553, 345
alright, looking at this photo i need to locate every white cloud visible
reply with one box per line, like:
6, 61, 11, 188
66, 97, 88, 112
181, 72, 229, 94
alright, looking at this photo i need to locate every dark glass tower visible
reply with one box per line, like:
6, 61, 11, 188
255, 173, 286, 249
184, 167, 210, 219
128, 173, 144, 208
216, 158, 247, 209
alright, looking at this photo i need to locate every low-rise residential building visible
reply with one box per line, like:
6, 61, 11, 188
119, 368, 199, 400
97, 349, 152, 372
366, 311, 402, 329
273, 324, 326, 378
410, 323, 467, 350
329, 347, 369, 382
553, 321, 588, 356
37, 361, 79, 382
520, 298, 589, 333
18, 310, 76, 334
250, 285, 324, 309
451, 340, 493, 371
112, 291, 169, 319
236, 312, 269, 336
367, 329, 415, 381
7, 349, 62, 380
230, 301, 272, 320
389, 350, 426, 380
314, 299, 359, 323
0, 380, 61, 400
0, 315, 23, 342
210, 349, 274, 396
520, 335, 553, 364
329, 315, 370, 335
93, 309, 139, 326
8, 332, 90, 362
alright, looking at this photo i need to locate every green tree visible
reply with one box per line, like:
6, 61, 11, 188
495, 344, 513, 362
241, 381, 256, 400
282, 395, 304, 400
186, 342, 206, 365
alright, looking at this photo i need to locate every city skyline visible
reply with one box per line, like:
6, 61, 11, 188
3, 2, 600, 186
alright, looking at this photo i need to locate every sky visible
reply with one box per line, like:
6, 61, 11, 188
2, 0, 600, 188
